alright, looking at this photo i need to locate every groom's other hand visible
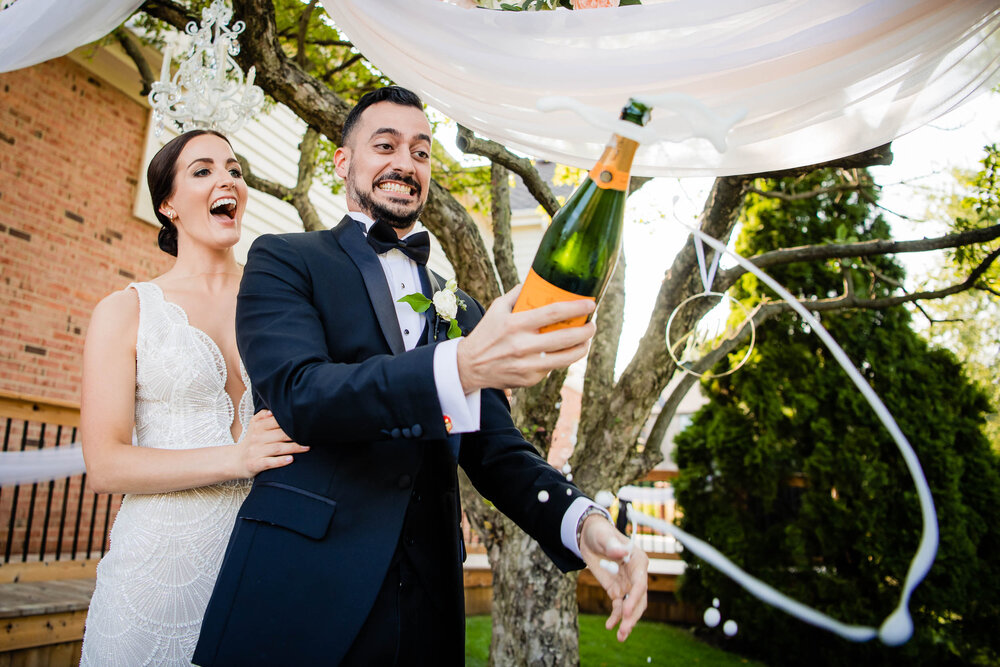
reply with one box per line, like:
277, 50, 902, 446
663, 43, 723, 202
578, 516, 649, 642
457, 284, 596, 392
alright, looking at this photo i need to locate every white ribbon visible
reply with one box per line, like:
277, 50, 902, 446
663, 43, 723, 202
0, 444, 87, 487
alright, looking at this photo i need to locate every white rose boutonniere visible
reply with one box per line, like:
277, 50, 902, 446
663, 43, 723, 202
398, 278, 468, 340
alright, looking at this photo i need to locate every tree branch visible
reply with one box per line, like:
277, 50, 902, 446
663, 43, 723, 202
573, 174, 754, 493
748, 183, 867, 202
139, 0, 199, 30
114, 28, 156, 96
320, 54, 363, 83
237, 153, 289, 201
799, 246, 1000, 311
295, 0, 318, 69
235, 125, 324, 232
746, 143, 894, 180
715, 224, 1000, 290
980, 284, 1000, 298
289, 126, 325, 232
456, 125, 560, 217
490, 163, 519, 292
575, 248, 626, 467
423, 180, 501, 304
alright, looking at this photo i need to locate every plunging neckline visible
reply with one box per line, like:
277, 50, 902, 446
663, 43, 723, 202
144, 281, 250, 443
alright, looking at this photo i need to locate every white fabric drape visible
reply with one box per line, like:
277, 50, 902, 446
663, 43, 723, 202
0, 0, 143, 74
3, 0, 997, 173
326, 0, 1000, 176
0, 445, 86, 487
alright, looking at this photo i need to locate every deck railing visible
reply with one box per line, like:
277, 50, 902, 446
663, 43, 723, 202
0, 392, 119, 564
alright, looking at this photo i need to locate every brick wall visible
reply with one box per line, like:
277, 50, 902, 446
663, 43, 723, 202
0, 57, 172, 404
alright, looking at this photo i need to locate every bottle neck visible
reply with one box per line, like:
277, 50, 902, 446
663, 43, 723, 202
588, 134, 639, 192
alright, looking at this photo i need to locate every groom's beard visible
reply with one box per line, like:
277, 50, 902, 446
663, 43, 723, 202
347, 167, 424, 229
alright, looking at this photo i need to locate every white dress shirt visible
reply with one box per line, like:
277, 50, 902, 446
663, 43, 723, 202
349, 211, 600, 559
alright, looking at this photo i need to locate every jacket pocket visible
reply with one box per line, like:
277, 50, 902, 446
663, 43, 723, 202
238, 481, 337, 540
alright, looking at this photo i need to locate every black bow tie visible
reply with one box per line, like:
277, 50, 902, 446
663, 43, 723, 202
365, 219, 430, 266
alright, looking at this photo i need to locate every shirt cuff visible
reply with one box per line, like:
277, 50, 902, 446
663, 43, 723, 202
432, 338, 481, 434
561, 496, 611, 560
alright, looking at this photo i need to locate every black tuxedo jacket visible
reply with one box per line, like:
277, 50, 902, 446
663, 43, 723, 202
193, 216, 586, 665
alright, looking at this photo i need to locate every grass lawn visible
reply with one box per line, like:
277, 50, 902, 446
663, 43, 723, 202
466, 614, 768, 666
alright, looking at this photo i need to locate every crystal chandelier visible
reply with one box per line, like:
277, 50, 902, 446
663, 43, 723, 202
148, 0, 264, 136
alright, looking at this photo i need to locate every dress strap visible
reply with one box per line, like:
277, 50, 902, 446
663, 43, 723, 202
127, 282, 168, 343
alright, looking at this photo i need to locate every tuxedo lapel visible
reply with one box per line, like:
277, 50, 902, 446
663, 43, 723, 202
332, 216, 406, 355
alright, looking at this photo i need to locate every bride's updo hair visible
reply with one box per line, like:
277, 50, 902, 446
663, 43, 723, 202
147, 129, 233, 257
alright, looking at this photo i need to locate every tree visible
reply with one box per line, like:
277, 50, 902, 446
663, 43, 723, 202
919, 145, 1000, 450
673, 169, 1000, 666
121, 2, 1000, 663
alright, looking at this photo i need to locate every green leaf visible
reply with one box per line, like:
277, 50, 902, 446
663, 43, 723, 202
447, 318, 463, 339
397, 293, 432, 312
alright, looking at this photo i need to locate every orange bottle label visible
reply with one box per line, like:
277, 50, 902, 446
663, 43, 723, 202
589, 162, 630, 191
588, 135, 638, 191
512, 268, 595, 332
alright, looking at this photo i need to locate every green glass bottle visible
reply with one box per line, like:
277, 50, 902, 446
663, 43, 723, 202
513, 99, 651, 331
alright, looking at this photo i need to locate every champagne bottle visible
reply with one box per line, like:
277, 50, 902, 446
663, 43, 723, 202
512, 99, 651, 331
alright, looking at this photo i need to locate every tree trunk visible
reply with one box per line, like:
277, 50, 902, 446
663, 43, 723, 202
488, 517, 580, 667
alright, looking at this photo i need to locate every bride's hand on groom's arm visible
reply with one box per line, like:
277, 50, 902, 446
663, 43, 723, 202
233, 410, 309, 478
456, 284, 596, 393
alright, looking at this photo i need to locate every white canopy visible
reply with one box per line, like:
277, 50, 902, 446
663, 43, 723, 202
326, 0, 1000, 175
2, 0, 997, 174
0, 0, 143, 74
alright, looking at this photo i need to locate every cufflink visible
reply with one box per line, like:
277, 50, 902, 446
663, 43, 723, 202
443, 415, 453, 433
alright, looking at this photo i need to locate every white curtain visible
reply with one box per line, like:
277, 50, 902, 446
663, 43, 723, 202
0, 0, 143, 74
326, 0, 1000, 176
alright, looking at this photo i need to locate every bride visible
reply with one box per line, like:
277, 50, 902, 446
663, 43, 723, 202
79, 130, 307, 666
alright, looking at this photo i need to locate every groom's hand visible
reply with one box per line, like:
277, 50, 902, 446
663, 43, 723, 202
579, 516, 649, 642
457, 284, 596, 392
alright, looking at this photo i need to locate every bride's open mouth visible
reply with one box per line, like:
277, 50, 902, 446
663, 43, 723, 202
210, 197, 238, 223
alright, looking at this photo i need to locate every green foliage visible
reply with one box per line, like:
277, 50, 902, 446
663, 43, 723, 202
271, 0, 389, 101
920, 285, 1000, 452
674, 169, 1000, 666
918, 145, 1000, 451
465, 615, 767, 666
951, 143, 1000, 292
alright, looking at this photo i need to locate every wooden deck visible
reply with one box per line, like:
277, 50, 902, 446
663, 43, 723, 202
0, 564, 96, 665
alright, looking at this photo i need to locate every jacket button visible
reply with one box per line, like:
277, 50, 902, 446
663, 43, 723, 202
402, 427, 412, 438
398, 475, 411, 489
406, 536, 416, 547
411, 424, 423, 437
390, 428, 401, 439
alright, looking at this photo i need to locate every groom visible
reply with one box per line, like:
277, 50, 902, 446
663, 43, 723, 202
194, 86, 648, 666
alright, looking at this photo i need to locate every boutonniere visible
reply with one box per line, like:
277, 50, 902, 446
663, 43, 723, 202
398, 278, 468, 340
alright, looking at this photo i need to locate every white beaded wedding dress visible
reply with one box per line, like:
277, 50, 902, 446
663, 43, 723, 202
80, 282, 253, 667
